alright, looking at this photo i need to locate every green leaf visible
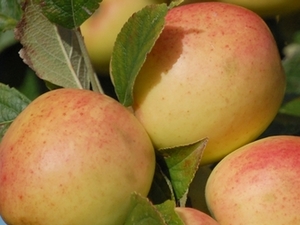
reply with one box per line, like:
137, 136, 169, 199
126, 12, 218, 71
157, 139, 208, 202
168, 0, 184, 8
148, 163, 175, 205
0, 30, 18, 53
124, 192, 166, 225
0, 0, 22, 32
0, 83, 31, 142
282, 43, 300, 95
39, 0, 100, 29
110, 3, 168, 107
14, 1, 100, 91
18, 69, 44, 100
280, 97, 300, 117
155, 200, 184, 225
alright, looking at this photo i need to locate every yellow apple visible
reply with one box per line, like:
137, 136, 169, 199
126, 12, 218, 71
180, 0, 300, 17
132, 2, 286, 165
0, 89, 155, 225
81, 0, 167, 75
205, 135, 300, 224
175, 207, 220, 225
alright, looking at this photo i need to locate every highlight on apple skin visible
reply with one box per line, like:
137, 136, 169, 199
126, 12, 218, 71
205, 135, 300, 225
0, 88, 156, 225
132, 2, 286, 165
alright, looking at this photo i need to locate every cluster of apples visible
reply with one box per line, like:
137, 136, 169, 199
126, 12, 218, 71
0, 1, 297, 225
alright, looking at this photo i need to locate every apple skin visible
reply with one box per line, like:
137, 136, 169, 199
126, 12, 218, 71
175, 207, 219, 225
132, 2, 286, 165
0, 89, 155, 225
180, 0, 300, 17
81, 0, 167, 75
205, 135, 300, 225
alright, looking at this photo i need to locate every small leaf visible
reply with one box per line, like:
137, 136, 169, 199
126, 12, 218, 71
157, 139, 208, 202
155, 200, 184, 225
124, 192, 166, 225
110, 3, 168, 107
280, 97, 300, 117
0, 0, 22, 32
39, 0, 100, 29
15, 1, 96, 90
0, 83, 31, 141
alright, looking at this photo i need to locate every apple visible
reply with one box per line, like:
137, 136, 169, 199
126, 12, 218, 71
0, 88, 155, 225
205, 135, 300, 224
175, 207, 219, 225
132, 2, 286, 165
180, 0, 300, 18
81, 0, 167, 75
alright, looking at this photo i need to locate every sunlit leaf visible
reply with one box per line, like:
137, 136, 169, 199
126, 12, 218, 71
0, 83, 31, 141
39, 0, 100, 29
0, 0, 22, 32
124, 193, 166, 225
110, 4, 168, 107
15, 1, 96, 90
157, 139, 208, 202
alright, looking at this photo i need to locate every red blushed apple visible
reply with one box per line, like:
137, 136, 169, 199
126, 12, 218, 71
0, 89, 155, 225
132, 2, 286, 165
205, 135, 300, 225
175, 207, 219, 225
